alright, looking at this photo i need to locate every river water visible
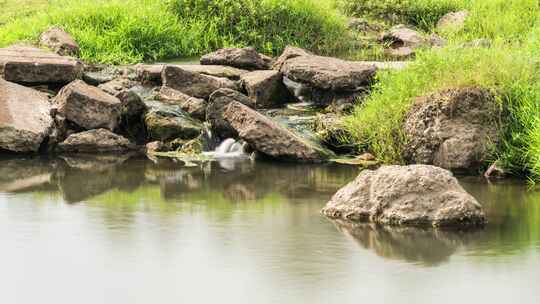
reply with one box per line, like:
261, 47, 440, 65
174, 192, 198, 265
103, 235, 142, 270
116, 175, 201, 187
1, 155, 539, 303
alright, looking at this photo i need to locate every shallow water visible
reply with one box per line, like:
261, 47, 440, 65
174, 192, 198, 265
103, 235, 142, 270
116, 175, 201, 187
1, 155, 539, 304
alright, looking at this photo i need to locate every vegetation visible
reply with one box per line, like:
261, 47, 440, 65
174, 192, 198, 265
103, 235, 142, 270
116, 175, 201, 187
0, 0, 349, 63
342, 0, 540, 178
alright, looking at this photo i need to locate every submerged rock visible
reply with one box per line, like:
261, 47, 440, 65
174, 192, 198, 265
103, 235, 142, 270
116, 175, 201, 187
144, 102, 203, 142
57, 129, 135, 153
54, 80, 122, 131
240, 70, 291, 108
403, 87, 499, 172
161, 65, 238, 99
0, 45, 83, 84
322, 165, 486, 227
39, 27, 80, 57
207, 88, 255, 139
223, 101, 335, 162
0, 79, 53, 152
201, 47, 269, 70
158, 86, 206, 120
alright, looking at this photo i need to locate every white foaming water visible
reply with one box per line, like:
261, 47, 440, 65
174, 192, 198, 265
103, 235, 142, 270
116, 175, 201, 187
205, 138, 249, 159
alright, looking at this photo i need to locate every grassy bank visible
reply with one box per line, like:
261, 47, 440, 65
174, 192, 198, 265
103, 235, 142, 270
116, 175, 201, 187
342, 0, 540, 178
0, 0, 349, 63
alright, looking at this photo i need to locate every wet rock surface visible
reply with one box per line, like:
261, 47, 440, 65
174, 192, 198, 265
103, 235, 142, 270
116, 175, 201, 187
322, 165, 486, 227
0, 45, 83, 84
0, 79, 54, 152
403, 87, 499, 172
200, 47, 269, 70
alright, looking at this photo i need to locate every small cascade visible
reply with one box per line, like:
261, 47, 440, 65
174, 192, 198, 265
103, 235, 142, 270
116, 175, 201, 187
204, 138, 249, 159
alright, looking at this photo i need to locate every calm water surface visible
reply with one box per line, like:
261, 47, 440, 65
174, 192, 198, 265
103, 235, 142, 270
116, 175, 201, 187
1, 155, 539, 304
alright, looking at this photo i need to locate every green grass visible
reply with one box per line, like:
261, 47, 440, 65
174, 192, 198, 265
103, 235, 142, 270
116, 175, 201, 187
342, 0, 540, 178
0, 0, 350, 64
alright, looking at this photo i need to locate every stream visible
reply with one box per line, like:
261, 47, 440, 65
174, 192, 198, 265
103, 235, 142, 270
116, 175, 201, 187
0, 155, 539, 303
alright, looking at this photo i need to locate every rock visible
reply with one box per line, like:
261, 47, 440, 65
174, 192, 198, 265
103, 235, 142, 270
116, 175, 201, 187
161, 65, 238, 99
223, 101, 335, 162
0, 79, 54, 152
83, 66, 123, 86
484, 161, 507, 179
437, 11, 469, 31
144, 102, 203, 142
39, 27, 80, 57
115, 90, 148, 144
404, 87, 499, 172
0, 45, 83, 84
158, 86, 206, 120
54, 80, 122, 131
322, 165, 486, 227
207, 88, 255, 138
385, 47, 415, 59
145, 141, 164, 154
200, 47, 269, 70
136, 64, 249, 84
240, 70, 291, 108
382, 25, 428, 49
98, 77, 138, 96
57, 129, 135, 153
364, 61, 409, 71
272, 46, 313, 71
313, 113, 355, 153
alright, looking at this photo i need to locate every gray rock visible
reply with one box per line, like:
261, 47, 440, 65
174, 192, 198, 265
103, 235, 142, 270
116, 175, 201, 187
0, 45, 83, 84
158, 86, 206, 120
437, 11, 469, 31
0, 79, 53, 152
403, 87, 499, 172
57, 129, 135, 153
322, 165, 486, 227
240, 70, 291, 108
272, 46, 313, 71
381, 25, 428, 49
161, 65, 238, 99
54, 80, 122, 131
98, 77, 138, 96
223, 101, 335, 162
200, 47, 269, 70
136, 64, 249, 84
39, 27, 80, 57
206, 88, 255, 138
144, 102, 203, 142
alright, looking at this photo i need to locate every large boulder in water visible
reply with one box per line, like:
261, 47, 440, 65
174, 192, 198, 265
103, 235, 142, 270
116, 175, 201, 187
403, 87, 499, 172
240, 70, 291, 108
54, 80, 122, 131
206, 88, 255, 139
0, 79, 54, 152
223, 101, 335, 162
200, 47, 269, 70
39, 27, 80, 57
144, 102, 203, 142
272, 46, 313, 71
0, 45, 83, 84
322, 165, 486, 227
161, 65, 238, 99
57, 129, 135, 153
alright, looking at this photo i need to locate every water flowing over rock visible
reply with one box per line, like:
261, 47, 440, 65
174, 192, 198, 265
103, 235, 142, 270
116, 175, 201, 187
0, 45, 83, 84
39, 27, 80, 57
223, 101, 335, 162
0, 79, 53, 152
403, 87, 499, 172
206, 88, 255, 138
57, 129, 135, 153
158, 86, 206, 120
54, 80, 122, 131
322, 165, 486, 227
144, 102, 203, 142
161, 65, 238, 99
200, 47, 269, 70
437, 11, 469, 31
240, 70, 291, 108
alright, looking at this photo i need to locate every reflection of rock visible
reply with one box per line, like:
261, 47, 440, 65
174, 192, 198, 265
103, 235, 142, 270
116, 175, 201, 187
331, 220, 479, 266
60, 153, 132, 172
0, 157, 55, 192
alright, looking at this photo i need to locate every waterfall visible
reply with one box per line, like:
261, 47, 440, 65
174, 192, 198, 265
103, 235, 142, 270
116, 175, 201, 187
204, 138, 249, 159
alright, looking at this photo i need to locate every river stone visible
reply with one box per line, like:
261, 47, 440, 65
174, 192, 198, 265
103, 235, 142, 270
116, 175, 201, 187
115, 90, 148, 144
39, 27, 80, 57
240, 70, 291, 108
280, 55, 377, 91
57, 129, 135, 153
207, 88, 255, 138
322, 165, 486, 227
437, 11, 469, 31
162, 65, 238, 99
0, 45, 83, 84
0, 79, 53, 152
403, 87, 499, 172
144, 102, 203, 142
223, 101, 335, 162
54, 80, 122, 131
272, 46, 313, 71
158, 86, 206, 120
381, 25, 428, 49
98, 77, 138, 96
137, 64, 249, 84
200, 47, 269, 70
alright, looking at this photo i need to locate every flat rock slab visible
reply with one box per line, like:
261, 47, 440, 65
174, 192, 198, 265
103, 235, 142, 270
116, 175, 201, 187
0, 79, 53, 152
201, 47, 269, 70
54, 80, 122, 131
223, 101, 334, 162
137, 64, 249, 83
322, 165, 486, 228
57, 129, 135, 153
162, 65, 238, 100
0, 45, 83, 84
